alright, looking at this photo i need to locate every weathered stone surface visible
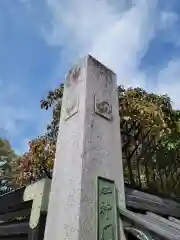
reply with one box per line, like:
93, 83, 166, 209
44, 55, 125, 240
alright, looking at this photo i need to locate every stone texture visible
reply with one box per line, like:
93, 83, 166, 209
44, 55, 125, 240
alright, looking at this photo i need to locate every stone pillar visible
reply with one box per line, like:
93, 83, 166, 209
44, 55, 125, 240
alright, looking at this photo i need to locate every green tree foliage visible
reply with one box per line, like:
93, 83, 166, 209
17, 84, 180, 198
119, 86, 180, 197
0, 138, 20, 192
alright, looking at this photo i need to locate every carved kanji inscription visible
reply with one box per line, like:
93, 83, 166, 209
97, 177, 118, 240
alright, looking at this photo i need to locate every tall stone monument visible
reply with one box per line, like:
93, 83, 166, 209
44, 55, 125, 239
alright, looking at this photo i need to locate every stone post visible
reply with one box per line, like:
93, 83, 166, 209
44, 55, 125, 240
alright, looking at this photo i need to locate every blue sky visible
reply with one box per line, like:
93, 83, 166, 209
0, 0, 180, 154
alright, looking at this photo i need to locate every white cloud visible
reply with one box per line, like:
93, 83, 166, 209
0, 81, 50, 148
90, 0, 157, 88
0, 106, 31, 136
156, 58, 180, 109
159, 11, 179, 30
45, 0, 158, 88
0, 83, 31, 137
44, 0, 180, 108
157, 10, 179, 45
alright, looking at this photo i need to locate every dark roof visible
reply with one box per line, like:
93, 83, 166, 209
123, 186, 180, 239
125, 186, 180, 219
